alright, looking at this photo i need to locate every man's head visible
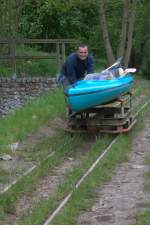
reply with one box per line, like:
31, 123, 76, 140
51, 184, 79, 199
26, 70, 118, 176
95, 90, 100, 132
76, 44, 88, 61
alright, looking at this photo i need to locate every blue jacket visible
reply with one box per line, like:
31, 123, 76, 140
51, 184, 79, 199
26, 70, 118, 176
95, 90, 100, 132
61, 53, 94, 84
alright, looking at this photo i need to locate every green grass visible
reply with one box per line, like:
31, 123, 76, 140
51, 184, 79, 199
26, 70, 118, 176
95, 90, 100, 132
132, 209, 150, 225
0, 87, 65, 188
0, 88, 65, 153
17, 135, 113, 225
0, 132, 84, 216
52, 137, 132, 225
131, 151, 150, 225
50, 106, 150, 225
0, 77, 149, 225
15, 108, 150, 225
0, 46, 107, 77
0, 64, 12, 77
19, 47, 57, 76
0, 169, 10, 183
0, 46, 58, 77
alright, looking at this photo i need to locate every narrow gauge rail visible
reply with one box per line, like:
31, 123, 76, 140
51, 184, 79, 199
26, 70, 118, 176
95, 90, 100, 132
0, 151, 55, 194
0, 89, 141, 194
0, 93, 149, 225
43, 98, 150, 225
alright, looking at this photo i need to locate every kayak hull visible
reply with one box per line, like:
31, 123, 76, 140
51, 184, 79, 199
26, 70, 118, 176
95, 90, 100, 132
65, 74, 134, 112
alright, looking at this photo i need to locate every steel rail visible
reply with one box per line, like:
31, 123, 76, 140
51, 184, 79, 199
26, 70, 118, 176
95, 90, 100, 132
0, 151, 55, 194
0, 95, 149, 221
0, 88, 142, 193
43, 98, 150, 225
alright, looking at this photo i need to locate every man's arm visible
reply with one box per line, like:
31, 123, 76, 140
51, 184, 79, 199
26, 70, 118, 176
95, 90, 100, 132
65, 54, 77, 84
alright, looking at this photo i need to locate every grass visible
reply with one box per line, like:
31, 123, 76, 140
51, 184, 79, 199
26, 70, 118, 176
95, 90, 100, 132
0, 76, 149, 225
54, 137, 130, 225
19, 46, 58, 76
15, 106, 150, 225
17, 136, 113, 225
0, 47, 105, 78
0, 88, 65, 153
0, 87, 65, 190
130, 149, 150, 225
50, 105, 150, 225
0, 169, 10, 183
0, 46, 58, 77
0, 132, 84, 216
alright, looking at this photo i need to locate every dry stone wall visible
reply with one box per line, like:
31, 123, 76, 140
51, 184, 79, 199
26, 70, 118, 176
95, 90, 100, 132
0, 77, 56, 116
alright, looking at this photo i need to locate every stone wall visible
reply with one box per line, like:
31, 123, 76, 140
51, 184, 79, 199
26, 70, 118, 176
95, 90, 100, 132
0, 77, 56, 116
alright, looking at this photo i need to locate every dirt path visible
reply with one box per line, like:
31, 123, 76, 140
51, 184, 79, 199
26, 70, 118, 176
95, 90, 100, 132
77, 118, 150, 225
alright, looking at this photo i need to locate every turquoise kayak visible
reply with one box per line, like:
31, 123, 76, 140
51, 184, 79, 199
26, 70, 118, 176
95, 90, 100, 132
65, 74, 134, 112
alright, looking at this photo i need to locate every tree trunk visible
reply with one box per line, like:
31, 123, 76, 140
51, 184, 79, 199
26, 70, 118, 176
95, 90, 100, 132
117, 0, 129, 59
15, 0, 25, 34
124, 0, 137, 67
97, 0, 115, 65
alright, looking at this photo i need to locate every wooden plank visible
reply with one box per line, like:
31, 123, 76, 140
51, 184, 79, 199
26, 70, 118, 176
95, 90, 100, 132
0, 55, 56, 60
56, 43, 61, 72
0, 39, 80, 44
10, 41, 16, 75
61, 43, 66, 64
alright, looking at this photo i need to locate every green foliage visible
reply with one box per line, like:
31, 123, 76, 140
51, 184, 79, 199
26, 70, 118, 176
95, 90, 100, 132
133, 0, 150, 77
19, 1, 43, 38
140, 39, 150, 79
19, 0, 101, 55
0, 0, 150, 76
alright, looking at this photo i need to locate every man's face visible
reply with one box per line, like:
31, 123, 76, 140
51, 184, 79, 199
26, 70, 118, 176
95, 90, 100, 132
77, 46, 88, 60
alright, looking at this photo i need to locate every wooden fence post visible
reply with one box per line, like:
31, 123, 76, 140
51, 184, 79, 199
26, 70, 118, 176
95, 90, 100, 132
21, 42, 26, 77
0, 39, 79, 77
56, 42, 61, 73
11, 39, 16, 78
61, 42, 66, 64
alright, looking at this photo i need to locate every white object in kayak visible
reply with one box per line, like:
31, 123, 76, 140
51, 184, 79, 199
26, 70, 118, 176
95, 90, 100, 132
125, 68, 136, 73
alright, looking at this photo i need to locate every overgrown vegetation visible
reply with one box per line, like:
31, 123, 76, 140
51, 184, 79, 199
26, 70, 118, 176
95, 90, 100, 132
0, 88, 65, 153
0, 77, 149, 225
0, 0, 150, 78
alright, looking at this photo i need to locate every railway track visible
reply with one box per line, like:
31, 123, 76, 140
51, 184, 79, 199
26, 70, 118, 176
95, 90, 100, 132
0, 85, 147, 195
43, 98, 150, 225
0, 81, 149, 225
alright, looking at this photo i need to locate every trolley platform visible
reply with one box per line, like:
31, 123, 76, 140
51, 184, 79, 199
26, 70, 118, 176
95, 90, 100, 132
65, 92, 136, 134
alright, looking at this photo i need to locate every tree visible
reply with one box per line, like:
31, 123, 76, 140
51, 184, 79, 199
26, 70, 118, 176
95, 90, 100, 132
97, 0, 115, 65
97, 0, 137, 67
123, 0, 137, 67
117, 0, 129, 60
0, 0, 25, 38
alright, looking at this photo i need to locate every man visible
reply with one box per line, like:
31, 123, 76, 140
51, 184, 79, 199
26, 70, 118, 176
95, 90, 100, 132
57, 44, 94, 86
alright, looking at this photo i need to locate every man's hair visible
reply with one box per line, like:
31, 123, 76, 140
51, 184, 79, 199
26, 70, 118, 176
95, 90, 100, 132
76, 44, 88, 51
